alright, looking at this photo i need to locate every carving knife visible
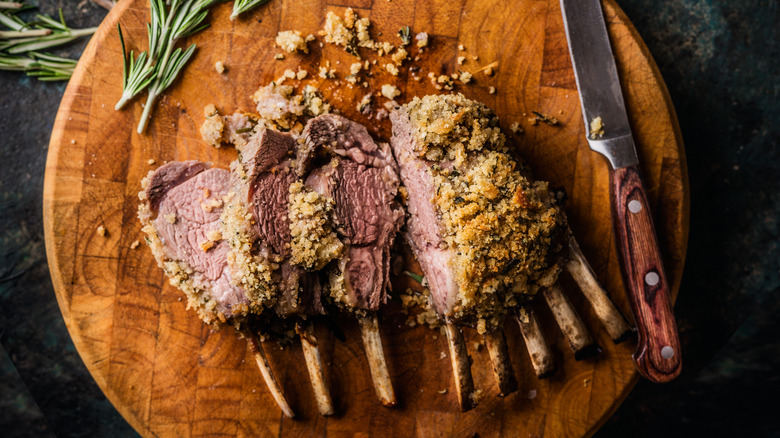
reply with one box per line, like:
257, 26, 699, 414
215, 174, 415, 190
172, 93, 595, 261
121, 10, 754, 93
560, 0, 682, 382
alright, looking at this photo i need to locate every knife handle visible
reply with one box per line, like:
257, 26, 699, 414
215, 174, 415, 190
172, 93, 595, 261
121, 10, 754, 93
609, 164, 682, 383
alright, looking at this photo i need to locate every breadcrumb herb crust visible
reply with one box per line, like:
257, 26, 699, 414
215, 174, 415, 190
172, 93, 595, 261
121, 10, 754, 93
288, 181, 344, 270
400, 93, 565, 332
138, 171, 250, 327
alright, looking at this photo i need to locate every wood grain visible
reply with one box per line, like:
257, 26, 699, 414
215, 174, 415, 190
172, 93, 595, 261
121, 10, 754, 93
609, 165, 682, 382
43, 0, 689, 436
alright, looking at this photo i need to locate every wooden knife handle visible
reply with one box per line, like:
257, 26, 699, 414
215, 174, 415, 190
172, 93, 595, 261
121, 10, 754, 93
610, 164, 682, 382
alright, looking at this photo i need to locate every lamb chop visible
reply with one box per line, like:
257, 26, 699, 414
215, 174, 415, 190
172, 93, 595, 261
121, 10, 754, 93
221, 126, 343, 416
138, 161, 294, 418
391, 94, 637, 402
302, 114, 406, 407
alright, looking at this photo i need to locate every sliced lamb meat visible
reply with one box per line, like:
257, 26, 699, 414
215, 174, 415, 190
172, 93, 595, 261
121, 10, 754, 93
303, 114, 402, 407
389, 93, 565, 331
303, 115, 405, 313
139, 160, 250, 325
224, 127, 338, 317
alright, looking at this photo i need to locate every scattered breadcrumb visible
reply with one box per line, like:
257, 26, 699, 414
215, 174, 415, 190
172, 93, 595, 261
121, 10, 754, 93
214, 61, 225, 74
438, 389, 448, 394
531, 111, 560, 126
391, 47, 408, 65
459, 71, 473, 83
296, 69, 308, 80
96, 225, 106, 236
381, 84, 401, 99
357, 93, 373, 114
275, 30, 311, 54
130, 240, 140, 249
200, 104, 225, 147
416, 32, 428, 48
590, 116, 604, 139
164, 213, 176, 224
274, 53, 285, 60
458, 44, 465, 51
206, 229, 222, 242
488, 86, 496, 94
199, 240, 215, 252
510, 122, 523, 134
457, 56, 466, 65
385, 63, 399, 76
148, 159, 156, 165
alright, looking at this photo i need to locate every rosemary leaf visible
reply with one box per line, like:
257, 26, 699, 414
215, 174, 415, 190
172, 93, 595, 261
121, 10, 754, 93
231, 0, 271, 20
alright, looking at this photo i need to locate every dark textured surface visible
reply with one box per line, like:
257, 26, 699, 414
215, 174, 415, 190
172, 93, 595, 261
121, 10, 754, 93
0, 0, 777, 437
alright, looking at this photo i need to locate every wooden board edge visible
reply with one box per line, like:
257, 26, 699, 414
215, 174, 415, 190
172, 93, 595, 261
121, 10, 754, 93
605, 0, 691, 303
42, 1, 154, 437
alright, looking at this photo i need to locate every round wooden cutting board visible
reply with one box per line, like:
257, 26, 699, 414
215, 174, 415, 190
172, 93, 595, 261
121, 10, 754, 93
43, 0, 688, 436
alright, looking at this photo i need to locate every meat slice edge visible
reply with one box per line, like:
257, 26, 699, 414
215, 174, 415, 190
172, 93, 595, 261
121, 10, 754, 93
139, 161, 250, 325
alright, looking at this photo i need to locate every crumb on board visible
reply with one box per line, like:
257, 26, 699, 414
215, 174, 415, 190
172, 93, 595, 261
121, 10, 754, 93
200, 104, 225, 148
130, 240, 140, 249
457, 56, 466, 65
381, 84, 401, 99
488, 86, 496, 94
275, 30, 313, 54
416, 32, 428, 48
458, 44, 465, 51
459, 71, 472, 84
148, 159, 156, 165
385, 63, 399, 76
214, 61, 225, 74
96, 225, 106, 236
274, 53, 285, 60
510, 122, 523, 134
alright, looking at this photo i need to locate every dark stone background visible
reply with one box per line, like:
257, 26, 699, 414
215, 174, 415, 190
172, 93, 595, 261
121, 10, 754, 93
0, 1, 777, 437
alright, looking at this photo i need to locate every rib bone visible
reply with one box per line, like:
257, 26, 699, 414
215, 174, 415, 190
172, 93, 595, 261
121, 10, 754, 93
543, 283, 601, 360
358, 314, 397, 407
445, 323, 478, 411
515, 306, 556, 378
296, 320, 335, 416
565, 233, 634, 343
244, 330, 295, 418
482, 329, 518, 396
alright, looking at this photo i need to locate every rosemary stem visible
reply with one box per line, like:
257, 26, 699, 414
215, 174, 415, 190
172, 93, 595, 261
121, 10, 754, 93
0, 29, 53, 38
137, 91, 158, 134
0, 2, 22, 9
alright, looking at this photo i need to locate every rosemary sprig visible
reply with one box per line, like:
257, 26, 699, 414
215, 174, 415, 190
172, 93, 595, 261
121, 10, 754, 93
0, 9, 98, 53
231, 0, 271, 20
116, 0, 223, 133
398, 26, 411, 46
0, 2, 23, 10
0, 51, 77, 80
0, 6, 96, 81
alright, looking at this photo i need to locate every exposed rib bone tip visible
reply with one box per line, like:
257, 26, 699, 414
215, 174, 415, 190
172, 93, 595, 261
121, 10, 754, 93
296, 321, 336, 416
515, 307, 557, 379
565, 232, 634, 343
445, 323, 478, 411
543, 282, 598, 358
483, 329, 518, 397
359, 314, 397, 407
245, 331, 295, 418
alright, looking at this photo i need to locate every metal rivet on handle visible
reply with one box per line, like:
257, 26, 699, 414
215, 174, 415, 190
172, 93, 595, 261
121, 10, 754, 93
645, 271, 660, 286
661, 346, 675, 359
628, 200, 642, 213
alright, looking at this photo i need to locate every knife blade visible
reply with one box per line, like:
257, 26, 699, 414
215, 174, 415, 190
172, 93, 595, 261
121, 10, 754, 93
560, 0, 682, 383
